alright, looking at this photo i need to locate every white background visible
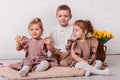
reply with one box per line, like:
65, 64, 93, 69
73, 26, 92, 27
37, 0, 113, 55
0, 0, 120, 59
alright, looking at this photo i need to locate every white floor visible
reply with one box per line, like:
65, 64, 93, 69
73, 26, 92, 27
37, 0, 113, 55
0, 54, 120, 80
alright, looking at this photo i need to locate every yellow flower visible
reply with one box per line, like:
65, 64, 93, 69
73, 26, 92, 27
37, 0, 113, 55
92, 30, 114, 44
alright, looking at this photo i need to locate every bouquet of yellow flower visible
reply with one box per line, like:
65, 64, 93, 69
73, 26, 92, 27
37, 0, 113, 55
92, 30, 114, 44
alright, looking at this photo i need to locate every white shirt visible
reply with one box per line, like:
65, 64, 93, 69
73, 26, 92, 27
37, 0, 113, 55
50, 24, 73, 52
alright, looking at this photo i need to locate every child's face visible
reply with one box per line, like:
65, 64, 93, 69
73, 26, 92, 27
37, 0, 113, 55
73, 25, 86, 40
56, 10, 71, 27
29, 24, 42, 40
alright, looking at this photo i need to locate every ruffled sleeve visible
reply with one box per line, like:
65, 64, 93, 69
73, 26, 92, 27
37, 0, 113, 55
66, 39, 82, 56
65, 39, 74, 53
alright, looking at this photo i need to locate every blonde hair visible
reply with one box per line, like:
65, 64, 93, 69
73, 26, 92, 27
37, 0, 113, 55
28, 18, 43, 33
56, 4, 72, 18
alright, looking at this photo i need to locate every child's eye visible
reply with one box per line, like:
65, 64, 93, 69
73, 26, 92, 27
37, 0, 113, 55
64, 15, 68, 17
30, 29, 33, 31
73, 29, 78, 32
58, 15, 62, 17
36, 29, 39, 31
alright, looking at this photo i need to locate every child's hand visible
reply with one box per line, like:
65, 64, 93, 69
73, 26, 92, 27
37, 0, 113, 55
15, 35, 23, 45
71, 42, 75, 54
44, 37, 51, 45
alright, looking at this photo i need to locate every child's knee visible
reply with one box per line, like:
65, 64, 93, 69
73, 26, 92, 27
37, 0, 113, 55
35, 60, 49, 72
40, 60, 49, 67
75, 61, 85, 68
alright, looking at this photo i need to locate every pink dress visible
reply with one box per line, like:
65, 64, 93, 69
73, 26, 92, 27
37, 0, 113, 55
12, 36, 58, 71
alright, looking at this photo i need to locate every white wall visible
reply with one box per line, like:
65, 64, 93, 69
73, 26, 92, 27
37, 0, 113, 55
0, 0, 120, 59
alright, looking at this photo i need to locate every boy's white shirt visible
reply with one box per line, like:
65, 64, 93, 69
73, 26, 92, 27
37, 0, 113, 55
49, 23, 73, 53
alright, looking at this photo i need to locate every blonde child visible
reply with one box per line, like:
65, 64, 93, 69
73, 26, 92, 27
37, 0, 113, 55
45, 5, 73, 63
12, 18, 58, 77
60, 20, 110, 76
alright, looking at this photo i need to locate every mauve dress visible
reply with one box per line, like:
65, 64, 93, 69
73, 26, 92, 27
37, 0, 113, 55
12, 36, 58, 71
60, 37, 98, 67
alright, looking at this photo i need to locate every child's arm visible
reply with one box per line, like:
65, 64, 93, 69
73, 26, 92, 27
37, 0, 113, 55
46, 43, 55, 53
71, 50, 88, 63
71, 42, 88, 63
15, 35, 23, 51
44, 37, 55, 53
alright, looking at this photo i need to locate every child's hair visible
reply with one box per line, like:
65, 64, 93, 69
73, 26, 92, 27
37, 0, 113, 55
56, 4, 72, 17
28, 18, 43, 33
73, 20, 94, 37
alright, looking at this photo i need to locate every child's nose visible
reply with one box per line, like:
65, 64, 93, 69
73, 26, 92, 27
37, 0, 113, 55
61, 16, 65, 20
33, 30, 36, 33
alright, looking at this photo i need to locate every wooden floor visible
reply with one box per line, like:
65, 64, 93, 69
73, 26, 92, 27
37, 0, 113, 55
0, 54, 120, 80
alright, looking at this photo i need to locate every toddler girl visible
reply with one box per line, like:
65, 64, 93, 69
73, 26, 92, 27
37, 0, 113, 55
12, 18, 58, 77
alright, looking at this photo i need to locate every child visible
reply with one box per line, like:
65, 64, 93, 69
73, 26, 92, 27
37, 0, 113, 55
12, 18, 58, 77
60, 20, 110, 76
45, 5, 73, 63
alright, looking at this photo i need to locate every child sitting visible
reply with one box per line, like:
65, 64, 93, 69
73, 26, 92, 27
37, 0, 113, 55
60, 20, 110, 76
12, 18, 58, 77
